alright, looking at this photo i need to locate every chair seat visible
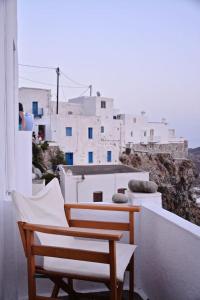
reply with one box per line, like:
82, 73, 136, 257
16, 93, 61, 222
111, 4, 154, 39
43, 239, 137, 282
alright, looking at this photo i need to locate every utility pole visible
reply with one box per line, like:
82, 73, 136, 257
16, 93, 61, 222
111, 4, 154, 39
56, 67, 60, 114
89, 84, 92, 97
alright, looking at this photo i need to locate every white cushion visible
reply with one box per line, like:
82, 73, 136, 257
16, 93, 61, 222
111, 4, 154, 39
43, 238, 137, 282
12, 178, 74, 244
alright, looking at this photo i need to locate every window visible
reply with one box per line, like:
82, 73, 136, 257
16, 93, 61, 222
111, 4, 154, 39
65, 152, 73, 165
88, 127, 93, 139
133, 118, 136, 123
32, 101, 38, 117
107, 151, 112, 162
66, 127, 72, 136
68, 111, 73, 115
93, 191, 103, 202
88, 151, 93, 163
101, 101, 106, 108
101, 126, 104, 133
144, 131, 147, 137
131, 131, 133, 137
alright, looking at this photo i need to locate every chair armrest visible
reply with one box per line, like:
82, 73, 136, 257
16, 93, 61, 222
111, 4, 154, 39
23, 223, 123, 241
64, 203, 141, 212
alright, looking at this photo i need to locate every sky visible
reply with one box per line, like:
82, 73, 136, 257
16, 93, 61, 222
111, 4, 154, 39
18, 0, 200, 148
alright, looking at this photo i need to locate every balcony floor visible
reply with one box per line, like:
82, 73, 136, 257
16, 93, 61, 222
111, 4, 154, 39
60, 291, 142, 299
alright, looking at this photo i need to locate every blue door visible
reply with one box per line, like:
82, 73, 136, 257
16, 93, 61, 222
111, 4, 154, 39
65, 152, 73, 165
32, 101, 38, 117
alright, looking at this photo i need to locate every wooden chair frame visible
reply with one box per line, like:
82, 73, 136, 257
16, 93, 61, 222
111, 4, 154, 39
18, 203, 140, 300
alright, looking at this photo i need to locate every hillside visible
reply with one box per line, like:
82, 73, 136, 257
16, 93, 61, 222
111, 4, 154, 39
188, 147, 200, 185
120, 151, 200, 225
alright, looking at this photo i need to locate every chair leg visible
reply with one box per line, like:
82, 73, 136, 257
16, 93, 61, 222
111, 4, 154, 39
117, 282, 123, 300
129, 255, 134, 300
51, 283, 60, 298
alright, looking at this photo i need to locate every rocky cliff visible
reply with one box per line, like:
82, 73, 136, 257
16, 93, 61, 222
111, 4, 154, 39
120, 151, 200, 225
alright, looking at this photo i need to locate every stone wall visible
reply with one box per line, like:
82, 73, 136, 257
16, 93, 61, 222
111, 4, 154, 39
128, 141, 188, 159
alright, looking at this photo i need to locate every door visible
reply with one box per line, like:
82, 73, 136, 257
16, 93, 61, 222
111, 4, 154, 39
65, 152, 73, 165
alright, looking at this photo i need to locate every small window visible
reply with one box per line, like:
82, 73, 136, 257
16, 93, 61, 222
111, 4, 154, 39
66, 127, 72, 136
101, 126, 104, 133
101, 101, 106, 108
107, 151, 112, 162
93, 191, 103, 202
131, 131, 133, 137
133, 118, 136, 123
88, 151, 93, 163
68, 111, 73, 115
144, 131, 147, 137
88, 127, 93, 139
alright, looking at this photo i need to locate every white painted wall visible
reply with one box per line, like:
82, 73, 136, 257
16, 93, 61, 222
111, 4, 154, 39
60, 169, 149, 203
19, 87, 52, 140
136, 203, 200, 300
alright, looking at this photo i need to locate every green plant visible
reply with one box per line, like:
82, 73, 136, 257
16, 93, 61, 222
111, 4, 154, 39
41, 172, 58, 185
40, 141, 49, 151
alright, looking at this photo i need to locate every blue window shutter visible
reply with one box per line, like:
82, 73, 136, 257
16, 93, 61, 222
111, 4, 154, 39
32, 101, 38, 117
88, 127, 93, 139
88, 152, 93, 163
107, 151, 112, 162
66, 127, 72, 136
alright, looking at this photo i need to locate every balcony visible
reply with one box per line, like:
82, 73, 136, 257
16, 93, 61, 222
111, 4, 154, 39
1, 193, 199, 300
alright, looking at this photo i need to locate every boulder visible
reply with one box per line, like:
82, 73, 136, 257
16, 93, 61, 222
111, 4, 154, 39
128, 179, 158, 193
112, 193, 128, 203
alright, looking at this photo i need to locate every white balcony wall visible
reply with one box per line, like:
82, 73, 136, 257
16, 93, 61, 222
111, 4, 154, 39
15, 131, 32, 195
137, 204, 200, 300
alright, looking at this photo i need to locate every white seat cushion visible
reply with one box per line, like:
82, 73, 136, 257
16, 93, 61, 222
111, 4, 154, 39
43, 239, 137, 282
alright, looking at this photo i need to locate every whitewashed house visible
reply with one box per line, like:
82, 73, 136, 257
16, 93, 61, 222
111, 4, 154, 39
19, 89, 186, 164
59, 164, 150, 203
19, 87, 52, 140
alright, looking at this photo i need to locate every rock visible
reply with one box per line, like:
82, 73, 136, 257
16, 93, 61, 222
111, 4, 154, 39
128, 179, 158, 193
112, 193, 128, 204
32, 166, 42, 179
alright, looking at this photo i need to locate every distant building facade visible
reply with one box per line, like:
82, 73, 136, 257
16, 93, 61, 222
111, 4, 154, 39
19, 87, 187, 164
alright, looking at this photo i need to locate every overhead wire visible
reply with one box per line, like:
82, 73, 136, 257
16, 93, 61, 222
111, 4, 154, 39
19, 76, 87, 89
19, 63, 56, 70
60, 71, 88, 88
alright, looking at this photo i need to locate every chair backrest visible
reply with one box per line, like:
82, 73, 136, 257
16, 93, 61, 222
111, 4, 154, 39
12, 178, 74, 247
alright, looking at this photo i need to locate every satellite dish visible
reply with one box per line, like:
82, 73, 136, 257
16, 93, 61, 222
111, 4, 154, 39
96, 91, 101, 97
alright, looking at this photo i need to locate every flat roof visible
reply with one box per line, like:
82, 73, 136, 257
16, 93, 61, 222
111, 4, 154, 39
62, 164, 142, 175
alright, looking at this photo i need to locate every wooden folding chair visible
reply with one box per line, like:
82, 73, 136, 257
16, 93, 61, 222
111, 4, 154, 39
12, 178, 140, 300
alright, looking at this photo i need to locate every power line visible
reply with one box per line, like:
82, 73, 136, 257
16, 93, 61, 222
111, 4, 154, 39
79, 86, 90, 97
19, 63, 56, 70
19, 76, 88, 89
61, 71, 88, 87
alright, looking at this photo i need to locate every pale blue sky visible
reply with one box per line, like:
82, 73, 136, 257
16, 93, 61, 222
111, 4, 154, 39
18, 0, 200, 147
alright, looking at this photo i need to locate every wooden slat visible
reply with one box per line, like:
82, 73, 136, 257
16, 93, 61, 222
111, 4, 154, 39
18, 221, 28, 257
69, 219, 130, 231
32, 245, 110, 264
23, 223, 122, 241
109, 240, 117, 300
65, 203, 141, 212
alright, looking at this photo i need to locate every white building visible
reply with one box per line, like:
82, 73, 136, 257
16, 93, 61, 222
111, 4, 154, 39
59, 164, 150, 203
19, 87, 52, 140
19, 88, 186, 164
